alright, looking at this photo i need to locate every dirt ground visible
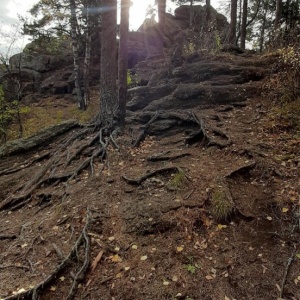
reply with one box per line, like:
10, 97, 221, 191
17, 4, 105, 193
0, 87, 299, 300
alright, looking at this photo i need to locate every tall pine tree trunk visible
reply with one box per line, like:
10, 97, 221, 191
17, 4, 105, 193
189, 0, 194, 27
240, 0, 248, 49
229, 0, 238, 44
100, 0, 117, 127
274, 0, 282, 29
157, 0, 166, 55
259, 0, 268, 52
118, 0, 130, 126
206, 0, 211, 25
83, 0, 92, 110
70, 0, 85, 110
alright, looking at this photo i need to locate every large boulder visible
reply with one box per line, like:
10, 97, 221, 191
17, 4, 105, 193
9, 53, 73, 73
174, 5, 228, 31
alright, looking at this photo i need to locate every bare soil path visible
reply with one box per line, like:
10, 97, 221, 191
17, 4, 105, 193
0, 54, 299, 300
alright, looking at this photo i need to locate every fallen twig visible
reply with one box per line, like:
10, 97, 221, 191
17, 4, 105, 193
0, 234, 17, 240
280, 244, 297, 298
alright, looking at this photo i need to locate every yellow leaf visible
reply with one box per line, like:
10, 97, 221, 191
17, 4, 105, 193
21, 243, 28, 249
59, 276, 65, 282
50, 286, 56, 292
282, 207, 289, 213
163, 281, 170, 285
140, 255, 148, 261
108, 236, 115, 241
115, 272, 123, 279
131, 244, 138, 250
266, 216, 272, 221
217, 224, 227, 230
176, 246, 184, 252
205, 275, 214, 280
110, 254, 122, 263
124, 266, 130, 271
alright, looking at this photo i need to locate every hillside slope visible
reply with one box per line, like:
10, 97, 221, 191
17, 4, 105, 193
0, 52, 299, 300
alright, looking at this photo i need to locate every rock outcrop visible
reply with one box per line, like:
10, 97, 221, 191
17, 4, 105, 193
1, 4, 230, 98
127, 53, 269, 112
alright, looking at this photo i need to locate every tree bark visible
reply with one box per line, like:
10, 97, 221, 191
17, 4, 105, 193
240, 0, 248, 49
189, 0, 194, 27
206, 0, 211, 25
157, 0, 166, 55
259, 0, 268, 52
83, 0, 92, 110
100, 0, 118, 127
70, 0, 85, 110
118, 0, 130, 126
229, 0, 238, 44
274, 0, 282, 29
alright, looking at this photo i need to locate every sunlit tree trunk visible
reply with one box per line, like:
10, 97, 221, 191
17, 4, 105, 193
157, 0, 166, 55
118, 0, 130, 126
100, 0, 118, 127
229, 0, 238, 44
70, 0, 85, 110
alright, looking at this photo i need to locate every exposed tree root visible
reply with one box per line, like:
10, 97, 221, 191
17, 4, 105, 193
0, 151, 51, 176
147, 151, 191, 162
134, 111, 159, 147
122, 166, 182, 185
0, 264, 29, 270
129, 110, 231, 148
0, 120, 79, 158
3, 209, 92, 300
225, 161, 256, 178
0, 123, 115, 211
65, 132, 100, 167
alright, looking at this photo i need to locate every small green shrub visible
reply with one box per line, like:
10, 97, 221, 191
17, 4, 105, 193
185, 264, 196, 274
0, 86, 30, 143
183, 42, 196, 55
127, 70, 139, 88
210, 189, 234, 222
168, 168, 185, 190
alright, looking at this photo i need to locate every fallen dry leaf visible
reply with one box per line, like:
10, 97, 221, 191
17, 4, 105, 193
110, 254, 122, 263
140, 255, 148, 261
176, 246, 184, 252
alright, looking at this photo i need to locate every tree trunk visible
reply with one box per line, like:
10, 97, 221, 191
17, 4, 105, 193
83, 0, 92, 110
229, 0, 238, 44
100, 0, 118, 127
189, 0, 194, 27
240, 0, 248, 49
70, 0, 85, 110
206, 0, 211, 25
157, 0, 166, 55
259, 0, 268, 52
274, 0, 282, 29
118, 0, 130, 126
